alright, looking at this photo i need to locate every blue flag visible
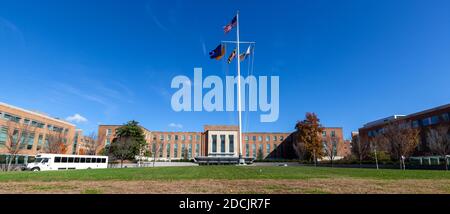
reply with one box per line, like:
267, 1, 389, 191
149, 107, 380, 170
209, 44, 225, 60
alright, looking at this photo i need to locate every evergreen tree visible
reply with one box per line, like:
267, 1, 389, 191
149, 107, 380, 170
109, 120, 147, 168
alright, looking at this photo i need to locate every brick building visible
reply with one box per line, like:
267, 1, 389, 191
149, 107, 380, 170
0, 102, 88, 164
358, 103, 450, 156
98, 124, 350, 161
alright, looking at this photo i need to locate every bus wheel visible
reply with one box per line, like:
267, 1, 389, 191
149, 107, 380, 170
32, 167, 40, 172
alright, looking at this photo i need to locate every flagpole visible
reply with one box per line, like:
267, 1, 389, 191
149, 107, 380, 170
236, 11, 245, 165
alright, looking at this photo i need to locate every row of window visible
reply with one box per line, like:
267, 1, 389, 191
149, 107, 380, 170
54, 156, 107, 163
0, 111, 69, 133
155, 134, 201, 142
0, 126, 58, 151
415, 113, 449, 127
245, 143, 282, 158
244, 135, 285, 142
0, 154, 34, 164
150, 143, 201, 159
368, 113, 450, 137
211, 135, 234, 153
104, 128, 288, 144
322, 130, 337, 137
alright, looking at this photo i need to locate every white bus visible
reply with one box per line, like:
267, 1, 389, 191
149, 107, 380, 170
25, 154, 108, 171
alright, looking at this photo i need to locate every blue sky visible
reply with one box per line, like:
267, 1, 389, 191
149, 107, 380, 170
0, 0, 449, 138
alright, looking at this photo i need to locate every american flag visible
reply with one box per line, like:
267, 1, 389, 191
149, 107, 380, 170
223, 15, 237, 34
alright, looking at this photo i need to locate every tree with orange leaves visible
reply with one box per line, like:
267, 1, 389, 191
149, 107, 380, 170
295, 112, 324, 165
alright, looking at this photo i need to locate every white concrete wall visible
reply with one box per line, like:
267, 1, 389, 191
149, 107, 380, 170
207, 131, 238, 157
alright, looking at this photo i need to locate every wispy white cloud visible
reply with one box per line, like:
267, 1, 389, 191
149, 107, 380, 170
145, 2, 169, 32
0, 17, 26, 48
56, 83, 109, 106
168, 123, 183, 129
66, 113, 88, 123
152, 15, 169, 32
201, 40, 207, 56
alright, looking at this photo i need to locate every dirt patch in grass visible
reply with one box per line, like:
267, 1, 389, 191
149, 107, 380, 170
0, 178, 449, 194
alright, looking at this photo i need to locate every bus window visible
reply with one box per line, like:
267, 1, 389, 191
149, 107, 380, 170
68, 157, 74, 163
55, 157, 61, 163
91, 158, 96, 163
102, 158, 106, 163
80, 157, 86, 163
42, 158, 49, 163
75, 157, 80, 163
86, 158, 91, 163
61, 157, 68, 163
96, 158, 101, 163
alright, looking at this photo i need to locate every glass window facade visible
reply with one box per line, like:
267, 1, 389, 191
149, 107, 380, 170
166, 144, 171, 158
212, 135, 217, 153
422, 117, 431, 126
174, 143, 178, 158
188, 144, 192, 159
443, 113, 450, 122
252, 144, 256, 158
220, 135, 225, 153
245, 143, 250, 157
26, 133, 35, 150
195, 143, 199, 156
37, 134, 43, 150
431, 116, 439, 125
181, 144, 186, 158
229, 135, 234, 153
0, 127, 7, 146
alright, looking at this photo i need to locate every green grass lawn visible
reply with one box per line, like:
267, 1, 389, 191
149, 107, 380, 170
0, 166, 449, 182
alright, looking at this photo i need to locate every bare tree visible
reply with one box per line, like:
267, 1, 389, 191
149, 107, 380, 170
83, 132, 105, 155
182, 147, 189, 161
4, 121, 36, 171
427, 125, 450, 170
351, 134, 370, 166
323, 136, 342, 167
378, 122, 420, 170
44, 132, 71, 154
152, 141, 165, 167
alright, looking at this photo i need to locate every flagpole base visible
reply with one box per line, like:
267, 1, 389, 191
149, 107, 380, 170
238, 155, 246, 165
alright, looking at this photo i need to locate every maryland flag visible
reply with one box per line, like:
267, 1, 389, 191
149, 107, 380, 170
209, 44, 226, 60
227, 48, 237, 64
